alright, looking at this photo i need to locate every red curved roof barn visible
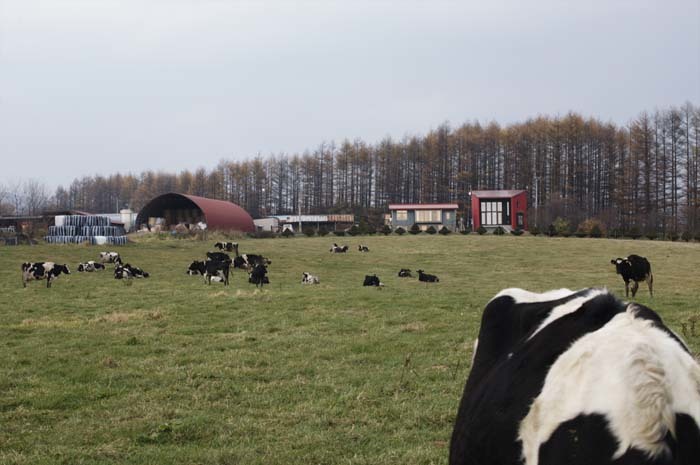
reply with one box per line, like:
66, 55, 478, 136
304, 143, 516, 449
136, 193, 255, 232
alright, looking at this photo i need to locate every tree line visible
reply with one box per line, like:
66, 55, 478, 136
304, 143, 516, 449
4, 103, 698, 236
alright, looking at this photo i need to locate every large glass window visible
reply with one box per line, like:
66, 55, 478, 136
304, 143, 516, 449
396, 210, 408, 221
481, 201, 504, 225
415, 210, 441, 222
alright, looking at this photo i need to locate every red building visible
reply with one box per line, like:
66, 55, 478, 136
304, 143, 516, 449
471, 190, 528, 231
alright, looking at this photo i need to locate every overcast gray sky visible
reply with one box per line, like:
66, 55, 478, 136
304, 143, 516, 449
1, 0, 698, 190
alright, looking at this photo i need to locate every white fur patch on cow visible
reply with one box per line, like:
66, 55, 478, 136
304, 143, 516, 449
491, 288, 575, 304
527, 288, 607, 340
518, 306, 700, 465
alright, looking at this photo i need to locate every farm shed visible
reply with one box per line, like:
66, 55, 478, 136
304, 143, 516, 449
387, 204, 459, 231
470, 190, 527, 231
264, 214, 354, 233
136, 193, 255, 233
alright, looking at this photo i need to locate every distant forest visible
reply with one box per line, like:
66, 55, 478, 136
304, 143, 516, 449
3, 103, 699, 235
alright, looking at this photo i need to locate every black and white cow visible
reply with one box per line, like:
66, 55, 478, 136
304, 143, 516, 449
77, 261, 105, 272
358, 244, 369, 252
611, 255, 654, 297
233, 254, 271, 270
398, 268, 413, 278
330, 243, 349, 253
21, 262, 71, 288
301, 272, 320, 284
363, 274, 383, 287
99, 251, 122, 265
248, 264, 268, 288
203, 259, 231, 285
206, 251, 230, 263
450, 287, 700, 465
417, 269, 439, 282
187, 260, 206, 275
114, 263, 149, 279
214, 241, 238, 252
187, 260, 223, 282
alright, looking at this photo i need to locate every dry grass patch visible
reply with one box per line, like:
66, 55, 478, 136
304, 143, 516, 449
20, 317, 84, 328
401, 322, 427, 333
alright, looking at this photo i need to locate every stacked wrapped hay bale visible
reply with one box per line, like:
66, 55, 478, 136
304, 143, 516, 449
45, 215, 128, 245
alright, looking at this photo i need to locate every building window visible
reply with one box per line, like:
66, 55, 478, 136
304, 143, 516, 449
396, 210, 408, 221
481, 201, 503, 225
415, 210, 441, 222
445, 212, 451, 220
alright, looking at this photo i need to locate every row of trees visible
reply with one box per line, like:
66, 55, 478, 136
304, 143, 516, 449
5, 103, 699, 235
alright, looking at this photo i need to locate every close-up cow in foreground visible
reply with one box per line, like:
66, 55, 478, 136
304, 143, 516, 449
449, 287, 700, 465
21, 262, 71, 288
611, 254, 654, 297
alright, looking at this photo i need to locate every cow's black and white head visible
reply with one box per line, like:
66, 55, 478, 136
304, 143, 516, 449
187, 260, 205, 275
56, 264, 71, 275
611, 257, 628, 274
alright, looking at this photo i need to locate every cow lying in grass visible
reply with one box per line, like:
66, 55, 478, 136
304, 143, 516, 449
99, 251, 122, 265
330, 243, 349, 253
417, 269, 439, 282
398, 268, 413, 278
214, 241, 238, 252
363, 275, 383, 287
301, 272, 320, 284
22, 262, 70, 288
114, 264, 149, 279
77, 261, 105, 272
450, 287, 700, 465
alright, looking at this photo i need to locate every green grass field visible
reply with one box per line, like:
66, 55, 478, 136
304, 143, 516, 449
1, 235, 698, 464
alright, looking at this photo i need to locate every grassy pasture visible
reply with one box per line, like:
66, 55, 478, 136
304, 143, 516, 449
1, 234, 698, 464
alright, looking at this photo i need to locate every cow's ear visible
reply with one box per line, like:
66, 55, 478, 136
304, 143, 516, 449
610, 259, 616, 264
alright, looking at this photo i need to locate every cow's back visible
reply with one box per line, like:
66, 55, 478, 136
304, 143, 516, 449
450, 289, 700, 465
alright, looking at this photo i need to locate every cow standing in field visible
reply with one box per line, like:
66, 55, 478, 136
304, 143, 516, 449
22, 262, 71, 288
449, 287, 700, 465
611, 255, 654, 297
233, 254, 271, 271
248, 264, 269, 288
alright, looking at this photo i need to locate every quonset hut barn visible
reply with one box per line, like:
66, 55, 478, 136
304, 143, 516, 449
136, 193, 255, 233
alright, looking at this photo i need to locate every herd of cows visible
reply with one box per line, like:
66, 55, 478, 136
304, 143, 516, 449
16, 241, 699, 464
